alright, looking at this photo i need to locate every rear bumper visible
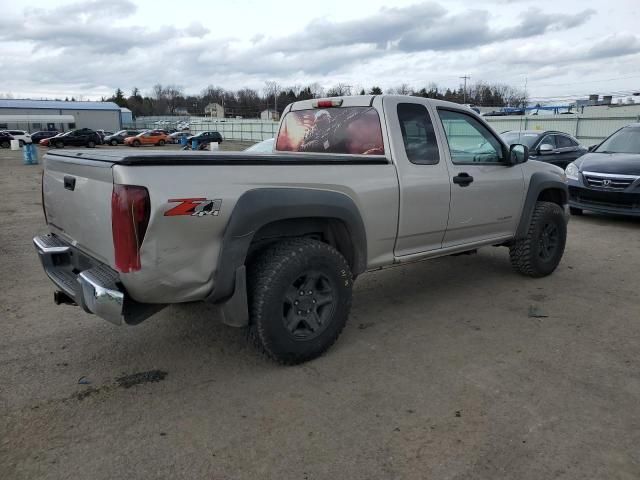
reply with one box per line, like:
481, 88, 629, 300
33, 234, 164, 325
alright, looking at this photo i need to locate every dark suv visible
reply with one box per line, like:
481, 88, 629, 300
501, 130, 587, 169
42, 128, 101, 148
0, 131, 14, 149
186, 131, 223, 146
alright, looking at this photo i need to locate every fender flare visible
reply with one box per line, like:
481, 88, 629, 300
516, 171, 568, 239
208, 188, 368, 306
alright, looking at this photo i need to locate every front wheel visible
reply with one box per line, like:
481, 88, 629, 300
0, 140, 9, 149
54, 141, 64, 149
110, 139, 118, 146
248, 238, 353, 364
157, 140, 165, 146
87, 140, 96, 148
509, 201, 567, 277
133, 140, 141, 147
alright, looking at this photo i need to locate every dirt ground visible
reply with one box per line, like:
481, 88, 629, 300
1, 143, 639, 480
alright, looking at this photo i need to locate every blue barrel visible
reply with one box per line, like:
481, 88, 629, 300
22, 143, 38, 165
180, 136, 188, 146
191, 139, 199, 150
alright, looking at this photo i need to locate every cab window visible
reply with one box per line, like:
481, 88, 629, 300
438, 109, 505, 164
397, 103, 439, 165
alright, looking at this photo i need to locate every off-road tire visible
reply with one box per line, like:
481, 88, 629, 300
509, 201, 567, 277
569, 207, 583, 216
247, 238, 353, 365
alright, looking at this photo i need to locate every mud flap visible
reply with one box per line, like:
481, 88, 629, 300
220, 266, 249, 327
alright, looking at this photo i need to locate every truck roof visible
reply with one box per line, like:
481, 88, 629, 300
287, 95, 477, 113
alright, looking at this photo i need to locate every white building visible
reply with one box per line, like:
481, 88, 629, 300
260, 109, 279, 121
205, 103, 225, 118
0, 99, 122, 132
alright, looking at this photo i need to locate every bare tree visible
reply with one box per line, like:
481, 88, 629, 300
264, 80, 281, 112
163, 85, 184, 115
326, 83, 352, 97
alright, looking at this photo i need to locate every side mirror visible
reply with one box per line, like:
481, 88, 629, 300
509, 144, 529, 165
588, 144, 597, 152
538, 143, 554, 155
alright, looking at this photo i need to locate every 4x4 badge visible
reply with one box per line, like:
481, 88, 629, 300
164, 198, 222, 217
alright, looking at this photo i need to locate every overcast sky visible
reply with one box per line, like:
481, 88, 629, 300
1, 0, 639, 101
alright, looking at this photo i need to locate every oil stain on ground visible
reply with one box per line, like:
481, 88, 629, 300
72, 370, 168, 401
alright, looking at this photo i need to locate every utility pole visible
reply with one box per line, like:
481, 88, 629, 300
460, 75, 471, 103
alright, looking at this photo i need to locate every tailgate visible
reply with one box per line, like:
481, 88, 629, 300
43, 153, 115, 266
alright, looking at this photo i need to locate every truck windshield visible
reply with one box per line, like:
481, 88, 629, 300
276, 107, 385, 155
596, 126, 640, 154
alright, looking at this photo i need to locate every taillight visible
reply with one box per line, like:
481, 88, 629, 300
41, 170, 48, 224
111, 184, 150, 273
312, 99, 343, 108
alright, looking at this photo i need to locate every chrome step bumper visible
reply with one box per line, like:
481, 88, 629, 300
33, 234, 162, 325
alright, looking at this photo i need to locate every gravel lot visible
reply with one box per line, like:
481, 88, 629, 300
1, 144, 639, 480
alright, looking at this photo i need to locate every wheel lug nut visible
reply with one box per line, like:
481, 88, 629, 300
297, 310, 302, 315
294, 300, 299, 305
299, 291, 304, 296
308, 290, 313, 295
312, 299, 316, 303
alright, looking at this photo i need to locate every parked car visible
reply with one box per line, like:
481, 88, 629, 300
0, 131, 14, 149
124, 130, 170, 147
34, 95, 569, 364
186, 131, 223, 146
104, 130, 143, 146
4, 130, 32, 146
30, 131, 60, 144
169, 131, 191, 144
40, 128, 101, 148
565, 123, 640, 217
501, 130, 587, 169
244, 138, 274, 153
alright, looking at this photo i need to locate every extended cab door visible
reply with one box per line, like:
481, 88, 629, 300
435, 108, 525, 247
384, 97, 451, 256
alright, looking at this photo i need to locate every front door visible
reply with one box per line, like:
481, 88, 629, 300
436, 108, 525, 247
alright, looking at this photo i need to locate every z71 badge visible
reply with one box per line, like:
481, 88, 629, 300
164, 198, 222, 217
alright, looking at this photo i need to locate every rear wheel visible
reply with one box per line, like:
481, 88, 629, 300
157, 140, 165, 146
19, 140, 24, 147
87, 140, 96, 148
569, 207, 583, 216
509, 201, 567, 277
248, 238, 353, 364
110, 139, 118, 146
54, 140, 64, 149
0, 140, 9, 149
133, 140, 141, 147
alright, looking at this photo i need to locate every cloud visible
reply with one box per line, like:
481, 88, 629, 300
0, 0, 634, 99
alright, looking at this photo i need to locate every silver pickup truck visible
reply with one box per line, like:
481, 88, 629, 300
34, 95, 569, 364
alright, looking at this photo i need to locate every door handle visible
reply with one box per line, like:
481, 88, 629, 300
453, 172, 474, 187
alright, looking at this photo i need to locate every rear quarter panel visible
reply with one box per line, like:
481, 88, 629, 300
113, 162, 399, 303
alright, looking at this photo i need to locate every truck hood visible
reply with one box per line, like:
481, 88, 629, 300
574, 152, 640, 175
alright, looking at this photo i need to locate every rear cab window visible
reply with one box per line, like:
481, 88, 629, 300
276, 106, 385, 155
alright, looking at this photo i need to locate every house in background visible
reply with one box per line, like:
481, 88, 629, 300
205, 103, 225, 118
260, 109, 279, 121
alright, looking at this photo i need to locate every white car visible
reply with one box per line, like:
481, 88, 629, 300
5, 130, 32, 145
